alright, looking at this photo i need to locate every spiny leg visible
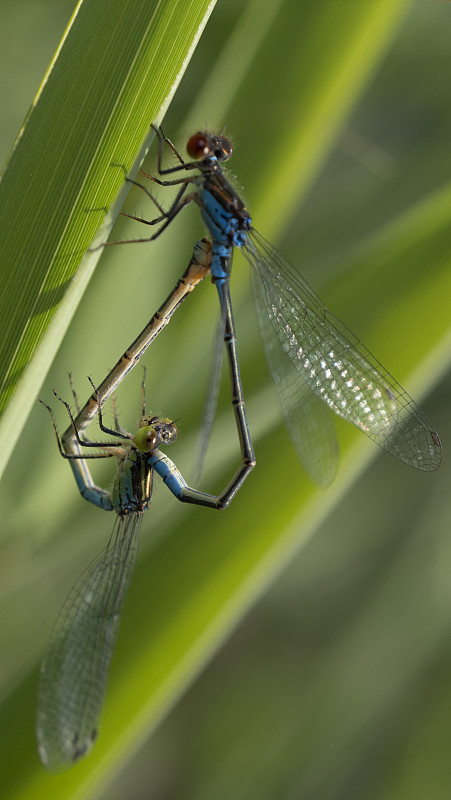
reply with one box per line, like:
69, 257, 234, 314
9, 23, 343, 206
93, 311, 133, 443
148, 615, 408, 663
86, 377, 133, 442
141, 367, 147, 417
39, 398, 119, 462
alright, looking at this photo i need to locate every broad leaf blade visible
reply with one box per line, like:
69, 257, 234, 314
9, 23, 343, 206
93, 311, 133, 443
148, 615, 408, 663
0, 0, 216, 476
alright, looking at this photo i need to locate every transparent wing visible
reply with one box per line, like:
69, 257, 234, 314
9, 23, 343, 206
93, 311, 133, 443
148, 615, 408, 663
193, 306, 226, 481
254, 268, 339, 486
36, 513, 142, 772
245, 229, 441, 472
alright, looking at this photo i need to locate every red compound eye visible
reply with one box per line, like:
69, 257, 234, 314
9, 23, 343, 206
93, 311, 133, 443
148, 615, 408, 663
187, 133, 211, 160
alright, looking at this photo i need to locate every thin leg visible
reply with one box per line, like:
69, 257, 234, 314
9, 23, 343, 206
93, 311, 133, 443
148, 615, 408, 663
141, 367, 147, 416
155, 124, 185, 165
69, 373, 81, 413
86, 377, 134, 442
110, 394, 121, 432
68, 372, 91, 444
124, 178, 189, 217
53, 390, 128, 451
111, 192, 195, 245
95, 188, 196, 249
90, 127, 201, 252
151, 124, 201, 175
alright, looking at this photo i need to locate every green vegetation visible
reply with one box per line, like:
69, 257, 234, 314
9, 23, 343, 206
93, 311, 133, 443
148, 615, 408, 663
0, 1, 450, 798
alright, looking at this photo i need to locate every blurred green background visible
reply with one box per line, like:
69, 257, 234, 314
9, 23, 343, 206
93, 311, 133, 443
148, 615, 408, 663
1, 0, 451, 798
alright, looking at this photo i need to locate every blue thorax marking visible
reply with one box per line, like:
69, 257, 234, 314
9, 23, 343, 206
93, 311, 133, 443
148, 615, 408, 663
200, 188, 251, 249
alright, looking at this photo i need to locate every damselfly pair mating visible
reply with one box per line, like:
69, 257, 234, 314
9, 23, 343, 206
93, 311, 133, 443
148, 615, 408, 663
38, 126, 441, 772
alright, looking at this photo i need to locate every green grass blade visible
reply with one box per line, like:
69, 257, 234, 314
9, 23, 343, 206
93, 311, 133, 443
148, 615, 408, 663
0, 0, 216, 477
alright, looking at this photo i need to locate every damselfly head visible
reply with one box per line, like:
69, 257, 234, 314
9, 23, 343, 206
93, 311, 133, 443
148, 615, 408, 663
187, 132, 232, 163
134, 416, 178, 452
